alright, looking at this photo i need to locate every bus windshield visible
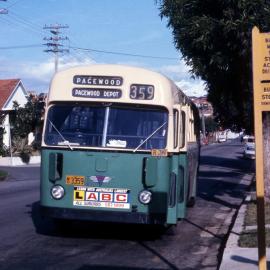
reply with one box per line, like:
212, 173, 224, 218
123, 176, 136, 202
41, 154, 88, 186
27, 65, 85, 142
44, 104, 168, 150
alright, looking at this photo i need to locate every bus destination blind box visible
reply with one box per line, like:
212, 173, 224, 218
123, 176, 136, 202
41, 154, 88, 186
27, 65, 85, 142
73, 75, 123, 86
72, 88, 122, 99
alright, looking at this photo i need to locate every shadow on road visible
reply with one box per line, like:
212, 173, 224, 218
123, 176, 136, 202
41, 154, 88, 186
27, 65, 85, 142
78, 266, 168, 270
28, 202, 180, 270
198, 178, 249, 209
200, 155, 254, 173
29, 201, 170, 241
197, 150, 255, 209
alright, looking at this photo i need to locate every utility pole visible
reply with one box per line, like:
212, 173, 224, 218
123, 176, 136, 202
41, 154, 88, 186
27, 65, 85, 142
43, 24, 69, 73
198, 104, 206, 143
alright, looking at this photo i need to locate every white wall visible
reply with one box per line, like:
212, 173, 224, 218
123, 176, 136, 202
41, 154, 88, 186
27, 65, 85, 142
1, 82, 28, 148
2, 84, 28, 111
2, 114, 11, 147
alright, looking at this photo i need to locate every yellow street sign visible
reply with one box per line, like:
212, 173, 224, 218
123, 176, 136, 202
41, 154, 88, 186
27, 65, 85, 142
252, 26, 268, 270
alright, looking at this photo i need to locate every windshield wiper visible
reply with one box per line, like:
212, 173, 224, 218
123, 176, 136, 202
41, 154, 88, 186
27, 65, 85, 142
48, 119, 74, 150
133, 121, 167, 152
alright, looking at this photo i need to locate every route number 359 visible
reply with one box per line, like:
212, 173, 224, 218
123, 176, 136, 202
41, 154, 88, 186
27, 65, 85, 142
129, 84, 155, 100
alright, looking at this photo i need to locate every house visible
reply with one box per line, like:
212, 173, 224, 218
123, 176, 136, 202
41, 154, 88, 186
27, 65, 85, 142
0, 79, 28, 148
190, 96, 214, 117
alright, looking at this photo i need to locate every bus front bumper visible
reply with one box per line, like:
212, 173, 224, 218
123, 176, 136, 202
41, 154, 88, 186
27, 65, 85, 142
40, 205, 166, 225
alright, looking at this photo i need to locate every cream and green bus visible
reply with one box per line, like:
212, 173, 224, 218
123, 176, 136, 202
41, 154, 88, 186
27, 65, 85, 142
40, 64, 200, 225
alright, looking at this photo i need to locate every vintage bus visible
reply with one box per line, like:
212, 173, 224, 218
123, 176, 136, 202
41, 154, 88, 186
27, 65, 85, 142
40, 65, 200, 225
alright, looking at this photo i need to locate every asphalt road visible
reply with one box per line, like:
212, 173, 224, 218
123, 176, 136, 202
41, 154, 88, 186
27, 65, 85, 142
0, 140, 254, 270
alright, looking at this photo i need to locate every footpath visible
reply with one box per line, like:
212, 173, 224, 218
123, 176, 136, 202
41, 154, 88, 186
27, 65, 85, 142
220, 193, 270, 269
0, 156, 40, 166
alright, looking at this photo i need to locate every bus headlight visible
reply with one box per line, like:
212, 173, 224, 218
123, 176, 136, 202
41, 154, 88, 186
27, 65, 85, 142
139, 190, 152, 204
51, 185, 65, 200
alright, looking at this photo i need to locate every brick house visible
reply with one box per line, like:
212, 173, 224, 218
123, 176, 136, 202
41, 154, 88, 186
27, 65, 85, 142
0, 79, 28, 148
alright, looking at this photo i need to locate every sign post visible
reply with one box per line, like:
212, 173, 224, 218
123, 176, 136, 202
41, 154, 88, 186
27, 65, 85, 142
252, 26, 268, 270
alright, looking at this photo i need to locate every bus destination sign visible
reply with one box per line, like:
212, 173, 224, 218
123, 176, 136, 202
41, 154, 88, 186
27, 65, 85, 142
73, 75, 123, 86
72, 88, 122, 99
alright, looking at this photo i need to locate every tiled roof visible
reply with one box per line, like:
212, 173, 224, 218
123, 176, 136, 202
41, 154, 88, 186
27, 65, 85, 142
0, 79, 20, 110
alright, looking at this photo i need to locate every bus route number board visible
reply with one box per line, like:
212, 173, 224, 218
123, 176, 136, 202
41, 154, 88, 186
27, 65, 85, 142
73, 187, 130, 209
130, 84, 154, 100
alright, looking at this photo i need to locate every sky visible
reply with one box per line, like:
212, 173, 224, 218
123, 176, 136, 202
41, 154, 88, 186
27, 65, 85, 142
0, 0, 206, 97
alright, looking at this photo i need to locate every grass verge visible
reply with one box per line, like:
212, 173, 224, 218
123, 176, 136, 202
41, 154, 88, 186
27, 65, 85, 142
244, 201, 270, 226
239, 199, 270, 247
239, 229, 270, 248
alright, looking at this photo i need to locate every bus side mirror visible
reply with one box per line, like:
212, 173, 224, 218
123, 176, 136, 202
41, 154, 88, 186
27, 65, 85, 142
144, 157, 158, 187
49, 153, 63, 181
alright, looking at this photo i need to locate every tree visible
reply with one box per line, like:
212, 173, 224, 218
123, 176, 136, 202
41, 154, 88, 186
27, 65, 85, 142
205, 117, 217, 133
158, 0, 270, 132
11, 96, 45, 153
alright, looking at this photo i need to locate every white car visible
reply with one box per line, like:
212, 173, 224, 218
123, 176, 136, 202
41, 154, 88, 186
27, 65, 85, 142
217, 131, 227, 142
243, 136, 255, 159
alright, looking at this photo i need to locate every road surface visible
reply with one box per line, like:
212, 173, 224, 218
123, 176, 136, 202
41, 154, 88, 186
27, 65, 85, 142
0, 140, 254, 270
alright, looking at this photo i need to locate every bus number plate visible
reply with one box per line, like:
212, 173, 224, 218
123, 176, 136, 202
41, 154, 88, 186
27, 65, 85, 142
73, 187, 130, 209
151, 149, 168, 157
66, 175, 85, 185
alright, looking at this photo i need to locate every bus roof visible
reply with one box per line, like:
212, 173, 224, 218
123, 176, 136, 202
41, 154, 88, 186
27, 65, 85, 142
48, 64, 191, 109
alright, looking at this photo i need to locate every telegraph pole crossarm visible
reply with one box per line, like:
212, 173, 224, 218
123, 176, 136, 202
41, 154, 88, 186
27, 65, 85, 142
43, 24, 69, 73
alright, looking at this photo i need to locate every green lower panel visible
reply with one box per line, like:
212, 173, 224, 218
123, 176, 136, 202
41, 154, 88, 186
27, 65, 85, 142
40, 149, 181, 223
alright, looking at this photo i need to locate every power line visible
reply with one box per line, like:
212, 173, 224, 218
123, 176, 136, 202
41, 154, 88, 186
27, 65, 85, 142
0, 6, 44, 37
0, 7, 178, 62
69, 40, 96, 63
0, 41, 178, 62
6, 13, 43, 36
8, 11, 44, 33
70, 46, 179, 60
0, 14, 15, 26
0, 44, 42, 50
6, 0, 22, 9
0, 5, 177, 62
69, 47, 96, 63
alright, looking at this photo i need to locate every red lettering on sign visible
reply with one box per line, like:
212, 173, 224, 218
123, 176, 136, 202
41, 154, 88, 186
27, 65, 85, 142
100, 193, 112, 201
115, 194, 128, 202
87, 192, 98, 201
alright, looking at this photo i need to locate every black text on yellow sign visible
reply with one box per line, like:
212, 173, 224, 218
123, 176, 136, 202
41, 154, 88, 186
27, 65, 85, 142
74, 190, 85, 201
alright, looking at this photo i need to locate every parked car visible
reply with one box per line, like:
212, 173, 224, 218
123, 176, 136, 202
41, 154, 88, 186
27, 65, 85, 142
217, 131, 227, 143
243, 136, 255, 159
242, 134, 251, 143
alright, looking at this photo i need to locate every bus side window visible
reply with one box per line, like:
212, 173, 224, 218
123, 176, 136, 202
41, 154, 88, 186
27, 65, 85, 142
180, 111, 186, 148
173, 109, 179, 148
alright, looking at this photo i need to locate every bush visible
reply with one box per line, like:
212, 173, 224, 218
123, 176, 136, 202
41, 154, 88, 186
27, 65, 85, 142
19, 151, 30, 164
0, 170, 8, 181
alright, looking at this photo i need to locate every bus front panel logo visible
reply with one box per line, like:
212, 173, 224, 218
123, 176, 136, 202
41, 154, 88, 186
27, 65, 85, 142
89, 175, 112, 186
